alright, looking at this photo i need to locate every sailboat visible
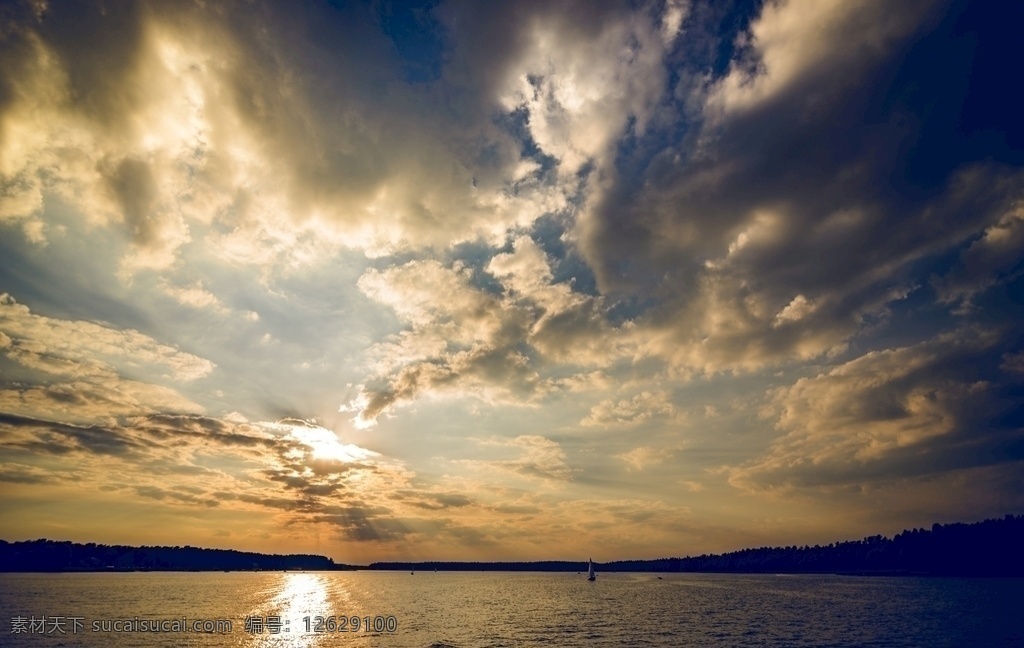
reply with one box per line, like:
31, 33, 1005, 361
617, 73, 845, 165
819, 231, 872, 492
587, 558, 596, 581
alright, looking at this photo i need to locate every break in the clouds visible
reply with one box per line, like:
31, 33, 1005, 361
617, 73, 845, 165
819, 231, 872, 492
1, 0, 1021, 561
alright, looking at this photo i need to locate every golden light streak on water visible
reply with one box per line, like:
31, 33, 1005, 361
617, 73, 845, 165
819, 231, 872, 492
247, 573, 331, 647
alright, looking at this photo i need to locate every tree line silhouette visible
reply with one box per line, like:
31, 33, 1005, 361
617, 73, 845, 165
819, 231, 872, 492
370, 515, 1024, 577
2, 514, 1022, 575
601, 514, 1024, 576
0, 540, 340, 572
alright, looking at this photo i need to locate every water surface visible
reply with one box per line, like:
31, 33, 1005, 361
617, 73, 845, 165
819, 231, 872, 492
1, 571, 1021, 646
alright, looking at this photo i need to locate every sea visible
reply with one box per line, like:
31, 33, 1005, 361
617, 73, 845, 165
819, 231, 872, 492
1, 571, 1021, 647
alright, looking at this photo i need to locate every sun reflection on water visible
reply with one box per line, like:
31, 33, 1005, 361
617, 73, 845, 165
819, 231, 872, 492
247, 573, 332, 647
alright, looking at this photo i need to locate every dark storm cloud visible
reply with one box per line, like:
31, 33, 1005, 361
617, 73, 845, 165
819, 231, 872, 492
577, 0, 1023, 371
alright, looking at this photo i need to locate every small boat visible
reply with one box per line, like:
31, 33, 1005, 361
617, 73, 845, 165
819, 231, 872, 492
587, 558, 596, 581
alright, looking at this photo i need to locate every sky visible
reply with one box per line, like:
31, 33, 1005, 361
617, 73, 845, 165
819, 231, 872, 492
0, 0, 1022, 564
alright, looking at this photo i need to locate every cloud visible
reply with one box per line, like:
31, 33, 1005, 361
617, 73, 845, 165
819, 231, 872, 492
0, 412, 152, 458
2, 0, 1022, 560
0, 293, 213, 382
0, 379, 204, 425
159, 280, 229, 315
395, 490, 475, 511
573, 0, 1023, 379
933, 206, 1024, 312
0, 461, 69, 485
488, 236, 623, 364
772, 294, 818, 328
0, 404, 427, 545
1003, 351, 1024, 375
348, 252, 626, 426
346, 233, 644, 426
704, 0, 930, 120
582, 390, 678, 428
133, 484, 219, 508
3, 0, 652, 273
0, 293, 210, 423
310, 504, 411, 542
616, 445, 680, 471
729, 328, 1023, 491
461, 435, 573, 483
490, 0, 679, 177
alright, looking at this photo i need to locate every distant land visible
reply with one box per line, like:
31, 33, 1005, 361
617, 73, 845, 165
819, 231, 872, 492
2, 515, 1022, 576
0, 541, 348, 572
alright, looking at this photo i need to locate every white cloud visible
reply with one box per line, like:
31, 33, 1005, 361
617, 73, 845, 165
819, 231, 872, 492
0, 293, 212, 423
349, 251, 632, 426
705, 0, 927, 120
582, 391, 678, 427
161, 281, 228, 313
488, 237, 624, 364
0, 379, 204, 424
773, 294, 817, 327
617, 445, 681, 471
0, 293, 213, 382
497, 6, 673, 177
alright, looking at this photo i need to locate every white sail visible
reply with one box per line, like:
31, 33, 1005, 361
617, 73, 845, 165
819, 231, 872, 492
587, 558, 596, 581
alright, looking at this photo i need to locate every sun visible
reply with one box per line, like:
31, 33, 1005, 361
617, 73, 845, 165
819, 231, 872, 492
282, 421, 379, 463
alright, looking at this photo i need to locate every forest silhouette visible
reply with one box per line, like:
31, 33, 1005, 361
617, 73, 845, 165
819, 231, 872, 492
2, 515, 1021, 576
